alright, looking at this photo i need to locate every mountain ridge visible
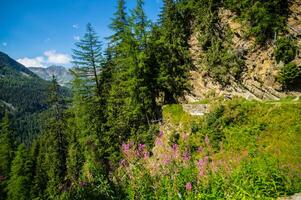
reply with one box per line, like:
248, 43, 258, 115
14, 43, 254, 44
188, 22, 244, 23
28, 65, 72, 86
0, 51, 70, 142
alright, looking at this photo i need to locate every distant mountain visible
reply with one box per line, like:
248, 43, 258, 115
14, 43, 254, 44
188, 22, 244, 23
0, 51, 70, 142
29, 65, 72, 86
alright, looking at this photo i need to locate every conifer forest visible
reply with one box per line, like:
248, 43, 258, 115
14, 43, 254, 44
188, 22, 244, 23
0, 0, 301, 199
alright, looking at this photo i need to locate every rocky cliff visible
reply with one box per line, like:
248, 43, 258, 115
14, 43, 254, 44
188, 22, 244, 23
186, 1, 301, 102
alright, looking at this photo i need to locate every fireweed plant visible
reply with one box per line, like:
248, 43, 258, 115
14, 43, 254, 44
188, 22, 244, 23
115, 99, 301, 199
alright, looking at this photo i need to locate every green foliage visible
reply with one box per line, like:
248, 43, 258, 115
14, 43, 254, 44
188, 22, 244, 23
118, 99, 301, 199
224, 0, 289, 44
278, 62, 301, 89
204, 38, 244, 85
190, 0, 244, 85
0, 51, 70, 144
72, 23, 103, 98
0, 113, 14, 200
0, 113, 14, 179
275, 37, 297, 64
155, 0, 192, 103
6, 144, 32, 200
1, 1, 299, 199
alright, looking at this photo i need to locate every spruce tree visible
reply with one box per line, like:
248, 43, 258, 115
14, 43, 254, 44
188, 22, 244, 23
108, 0, 129, 55
7, 144, 32, 200
129, 0, 160, 137
0, 112, 14, 200
29, 137, 48, 199
44, 76, 68, 198
105, 0, 132, 163
156, 0, 192, 103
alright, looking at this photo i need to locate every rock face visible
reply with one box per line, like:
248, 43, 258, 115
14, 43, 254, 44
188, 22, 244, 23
186, 2, 301, 102
29, 65, 72, 86
182, 104, 209, 116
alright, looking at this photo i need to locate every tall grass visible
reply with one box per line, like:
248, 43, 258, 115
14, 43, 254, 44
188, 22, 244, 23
115, 98, 301, 199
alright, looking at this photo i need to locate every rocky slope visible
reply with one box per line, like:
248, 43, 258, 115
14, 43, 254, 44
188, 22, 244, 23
29, 65, 72, 86
186, 1, 301, 102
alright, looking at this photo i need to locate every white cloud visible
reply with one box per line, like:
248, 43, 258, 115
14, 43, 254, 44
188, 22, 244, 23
2, 42, 7, 46
73, 36, 80, 41
17, 50, 71, 68
17, 57, 45, 68
72, 24, 79, 29
44, 50, 71, 64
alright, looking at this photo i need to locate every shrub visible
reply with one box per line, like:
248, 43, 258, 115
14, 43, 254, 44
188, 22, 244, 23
275, 37, 297, 64
278, 63, 301, 89
224, 0, 289, 45
204, 39, 245, 86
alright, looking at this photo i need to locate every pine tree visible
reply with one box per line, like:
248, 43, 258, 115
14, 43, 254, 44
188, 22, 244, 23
105, 0, 133, 164
108, 0, 129, 56
0, 112, 14, 200
129, 0, 160, 133
29, 137, 48, 199
44, 76, 68, 198
7, 144, 32, 200
156, 0, 192, 103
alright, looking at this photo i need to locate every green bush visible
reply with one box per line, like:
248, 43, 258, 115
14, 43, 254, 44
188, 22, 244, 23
275, 37, 297, 64
278, 63, 301, 89
205, 39, 245, 86
224, 0, 289, 44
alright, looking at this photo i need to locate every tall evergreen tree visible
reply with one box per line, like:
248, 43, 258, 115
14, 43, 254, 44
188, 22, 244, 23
43, 76, 68, 198
156, 0, 192, 103
72, 23, 103, 98
68, 22, 116, 198
29, 137, 48, 199
6, 144, 32, 200
129, 0, 160, 132
105, 0, 133, 163
108, 0, 129, 56
0, 112, 14, 200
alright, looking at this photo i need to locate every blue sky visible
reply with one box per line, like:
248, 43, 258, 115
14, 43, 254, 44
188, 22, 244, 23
0, 0, 163, 67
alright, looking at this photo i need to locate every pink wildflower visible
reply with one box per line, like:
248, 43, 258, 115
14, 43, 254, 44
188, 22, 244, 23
138, 143, 145, 152
172, 143, 178, 151
183, 150, 190, 161
143, 151, 149, 160
162, 154, 171, 165
185, 182, 192, 191
196, 156, 209, 177
197, 146, 203, 153
120, 159, 126, 166
159, 130, 164, 137
155, 137, 163, 146
122, 143, 131, 152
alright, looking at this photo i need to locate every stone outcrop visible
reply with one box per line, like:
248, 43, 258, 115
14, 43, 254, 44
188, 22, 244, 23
182, 104, 209, 116
186, 1, 301, 102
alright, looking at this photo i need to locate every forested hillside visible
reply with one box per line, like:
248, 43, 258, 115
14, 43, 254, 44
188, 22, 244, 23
0, 0, 300, 199
0, 51, 69, 143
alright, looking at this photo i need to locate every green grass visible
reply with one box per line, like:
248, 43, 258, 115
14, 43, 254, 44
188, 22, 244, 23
121, 98, 301, 199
